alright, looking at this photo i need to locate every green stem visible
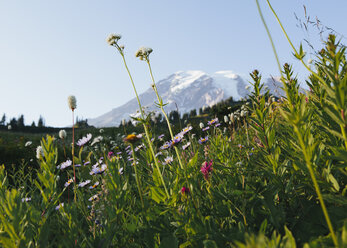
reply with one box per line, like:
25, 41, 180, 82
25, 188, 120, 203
293, 126, 338, 246
341, 124, 347, 150
120, 53, 169, 198
244, 118, 250, 146
131, 144, 144, 208
146, 60, 185, 170
72, 110, 76, 202
255, 0, 282, 76
145, 59, 202, 216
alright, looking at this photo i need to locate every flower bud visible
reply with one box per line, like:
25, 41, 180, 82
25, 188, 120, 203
36, 146, 44, 159
59, 130, 67, 139
68, 95, 77, 110
224, 115, 229, 123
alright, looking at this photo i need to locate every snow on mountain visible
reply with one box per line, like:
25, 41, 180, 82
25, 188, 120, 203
88, 70, 282, 127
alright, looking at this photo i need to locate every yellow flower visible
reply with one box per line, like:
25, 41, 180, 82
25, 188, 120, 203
123, 134, 140, 143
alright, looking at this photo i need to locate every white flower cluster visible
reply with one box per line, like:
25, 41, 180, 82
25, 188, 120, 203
36, 146, 44, 159
135, 46, 153, 60
67, 95, 77, 110
25, 141, 32, 147
226, 104, 249, 125
106, 33, 122, 46
59, 130, 67, 139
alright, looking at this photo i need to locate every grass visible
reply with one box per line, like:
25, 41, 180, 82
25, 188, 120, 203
0, 18, 347, 248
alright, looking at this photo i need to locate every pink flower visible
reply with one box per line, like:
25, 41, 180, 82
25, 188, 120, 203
201, 160, 213, 179
108, 151, 114, 159
181, 186, 190, 194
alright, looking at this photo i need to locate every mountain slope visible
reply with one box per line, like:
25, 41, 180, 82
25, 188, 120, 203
88, 70, 283, 127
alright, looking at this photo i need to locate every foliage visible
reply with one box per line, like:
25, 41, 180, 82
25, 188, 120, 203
1, 32, 347, 248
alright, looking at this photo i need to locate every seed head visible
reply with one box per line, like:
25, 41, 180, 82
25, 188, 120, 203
68, 95, 77, 110
135, 46, 153, 61
224, 115, 229, 123
59, 130, 67, 139
36, 146, 44, 159
230, 113, 235, 123
106, 33, 121, 46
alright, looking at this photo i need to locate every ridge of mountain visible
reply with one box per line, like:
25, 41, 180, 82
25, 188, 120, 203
88, 70, 284, 127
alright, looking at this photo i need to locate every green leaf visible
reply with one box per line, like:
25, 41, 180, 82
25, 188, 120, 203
323, 106, 344, 126
159, 233, 178, 248
283, 226, 296, 248
203, 240, 218, 248
187, 151, 199, 168
328, 174, 340, 191
150, 186, 166, 203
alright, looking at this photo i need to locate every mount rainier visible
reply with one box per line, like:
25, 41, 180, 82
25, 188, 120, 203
88, 70, 283, 127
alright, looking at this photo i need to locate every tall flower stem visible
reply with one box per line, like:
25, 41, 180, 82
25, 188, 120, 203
130, 144, 144, 208
255, 0, 282, 76
62, 139, 67, 159
119, 53, 169, 198
72, 110, 76, 202
293, 126, 338, 246
146, 60, 185, 170
243, 118, 250, 146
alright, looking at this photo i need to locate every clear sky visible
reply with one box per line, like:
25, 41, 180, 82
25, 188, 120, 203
0, 0, 346, 127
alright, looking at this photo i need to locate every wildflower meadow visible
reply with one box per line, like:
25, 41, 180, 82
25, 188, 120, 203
1, 2, 347, 247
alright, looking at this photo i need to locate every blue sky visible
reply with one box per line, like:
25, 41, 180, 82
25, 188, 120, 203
0, 0, 346, 127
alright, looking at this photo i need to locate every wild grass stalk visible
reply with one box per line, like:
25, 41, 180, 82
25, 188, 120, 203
135, 47, 186, 171
106, 34, 169, 198
68, 95, 77, 202
130, 143, 144, 208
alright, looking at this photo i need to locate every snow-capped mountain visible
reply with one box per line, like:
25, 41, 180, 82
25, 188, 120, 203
88, 70, 284, 127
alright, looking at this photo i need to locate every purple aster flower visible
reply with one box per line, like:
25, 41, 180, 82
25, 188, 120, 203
75, 164, 81, 167
77, 133, 92, 147
89, 164, 107, 175
208, 118, 219, 126
171, 133, 183, 146
55, 203, 64, 210
182, 142, 191, 150
155, 151, 163, 157
64, 178, 74, 187
134, 144, 144, 152
201, 160, 213, 179
158, 134, 165, 140
89, 181, 100, 189
117, 151, 122, 155
202, 126, 210, 131
83, 161, 91, 166
57, 159, 72, 170
163, 156, 173, 165
181, 126, 193, 135
198, 136, 209, 144
214, 123, 221, 128
22, 197, 31, 202
160, 142, 171, 150
88, 194, 98, 201
78, 179, 91, 188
